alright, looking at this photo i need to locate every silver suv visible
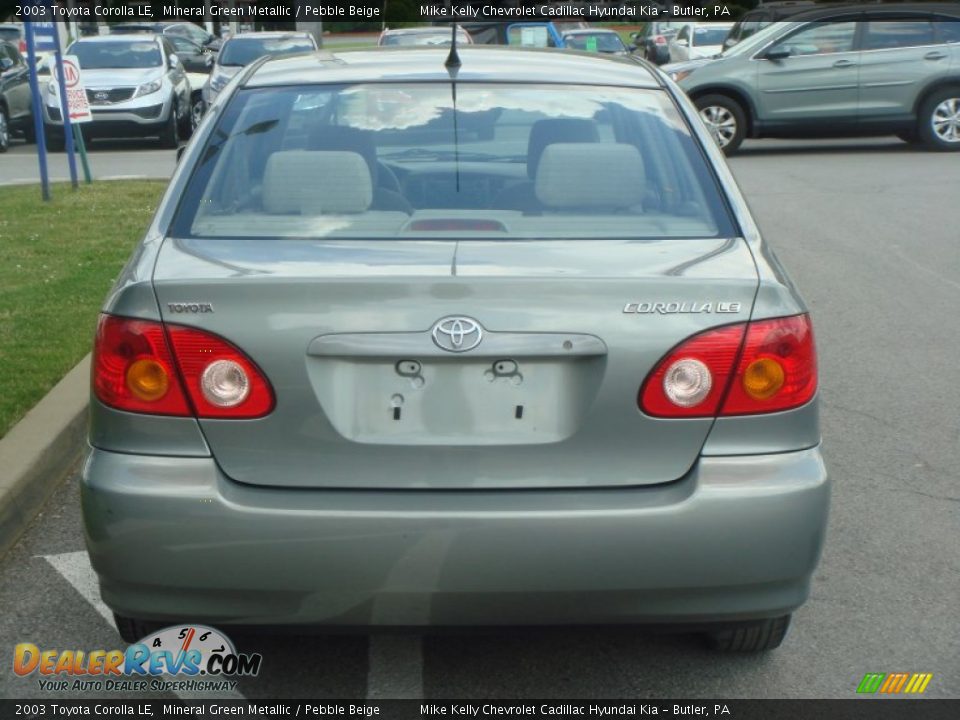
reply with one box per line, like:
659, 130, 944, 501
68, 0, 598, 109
43, 34, 191, 149
668, 4, 960, 154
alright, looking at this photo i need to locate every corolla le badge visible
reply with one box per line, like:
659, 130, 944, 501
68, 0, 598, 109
432, 316, 483, 353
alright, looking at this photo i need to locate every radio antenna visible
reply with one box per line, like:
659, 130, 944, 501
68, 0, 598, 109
445, 23, 461, 70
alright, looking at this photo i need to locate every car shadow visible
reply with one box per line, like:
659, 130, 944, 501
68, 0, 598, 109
736, 138, 919, 157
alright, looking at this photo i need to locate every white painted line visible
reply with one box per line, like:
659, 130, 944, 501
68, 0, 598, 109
366, 635, 424, 699
41, 551, 246, 700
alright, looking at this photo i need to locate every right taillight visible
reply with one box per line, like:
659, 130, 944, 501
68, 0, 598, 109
93, 314, 274, 419
639, 314, 817, 418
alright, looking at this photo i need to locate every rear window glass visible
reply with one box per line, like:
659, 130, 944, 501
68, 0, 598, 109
68, 41, 162, 69
173, 83, 736, 241
218, 37, 315, 67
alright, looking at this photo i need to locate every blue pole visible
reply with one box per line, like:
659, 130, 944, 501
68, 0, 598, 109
24, 22, 51, 201
48, 10, 79, 190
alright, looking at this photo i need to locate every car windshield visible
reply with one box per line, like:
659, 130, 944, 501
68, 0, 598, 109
692, 26, 731, 46
174, 83, 735, 241
564, 33, 625, 53
382, 30, 470, 46
218, 37, 314, 66
721, 20, 795, 56
68, 41, 162, 69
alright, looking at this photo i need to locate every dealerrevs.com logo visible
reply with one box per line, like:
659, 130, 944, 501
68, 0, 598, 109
13, 625, 262, 693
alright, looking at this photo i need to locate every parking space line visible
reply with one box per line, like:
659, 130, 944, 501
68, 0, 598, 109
41, 551, 246, 700
366, 635, 424, 699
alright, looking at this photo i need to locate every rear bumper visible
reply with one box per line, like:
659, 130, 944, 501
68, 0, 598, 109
81, 446, 829, 628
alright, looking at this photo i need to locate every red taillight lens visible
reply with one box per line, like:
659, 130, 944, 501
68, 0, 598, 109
639, 324, 746, 418
639, 314, 817, 418
721, 315, 817, 415
93, 315, 274, 419
166, 326, 274, 419
19, 40, 27, 54
94, 315, 191, 416
655, 36, 667, 45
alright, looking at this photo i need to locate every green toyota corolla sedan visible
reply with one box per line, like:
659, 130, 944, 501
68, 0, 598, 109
83, 44, 829, 652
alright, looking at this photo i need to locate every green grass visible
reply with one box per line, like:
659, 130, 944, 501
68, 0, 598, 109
0, 180, 167, 438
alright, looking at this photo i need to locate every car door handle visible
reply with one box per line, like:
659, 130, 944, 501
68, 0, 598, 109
832, 59, 856, 68
924, 51, 948, 61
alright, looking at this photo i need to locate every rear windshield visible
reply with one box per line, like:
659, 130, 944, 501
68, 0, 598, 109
68, 41, 162, 69
564, 33, 625, 53
218, 37, 315, 67
693, 26, 731, 46
173, 83, 736, 240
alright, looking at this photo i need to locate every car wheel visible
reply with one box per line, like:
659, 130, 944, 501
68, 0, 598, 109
190, 94, 205, 136
917, 87, 960, 151
44, 125, 65, 152
0, 106, 10, 153
705, 615, 791, 652
23, 118, 36, 144
159, 103, 179, 149
695, 94, 746, 156
113, 613, 166, 644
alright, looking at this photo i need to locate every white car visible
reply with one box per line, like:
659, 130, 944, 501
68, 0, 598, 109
669, 22, 735, 62
43, 34, 191, 149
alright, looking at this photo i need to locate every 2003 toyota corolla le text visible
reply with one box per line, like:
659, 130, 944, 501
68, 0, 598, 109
82, 42, 828, 652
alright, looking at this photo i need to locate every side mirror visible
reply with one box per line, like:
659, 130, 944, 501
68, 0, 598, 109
763, 47, 792, 61
168, 53, 180, 69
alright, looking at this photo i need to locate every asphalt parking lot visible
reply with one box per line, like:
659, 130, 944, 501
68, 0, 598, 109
0, 137, 958, 700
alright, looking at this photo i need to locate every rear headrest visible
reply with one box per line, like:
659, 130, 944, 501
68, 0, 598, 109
307, 125, 379, 184
527, 118, 600, 179
535, 144, 645, 210
262, 151, 372, 215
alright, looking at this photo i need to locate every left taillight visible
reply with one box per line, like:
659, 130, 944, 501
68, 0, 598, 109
93, 314, 274, 419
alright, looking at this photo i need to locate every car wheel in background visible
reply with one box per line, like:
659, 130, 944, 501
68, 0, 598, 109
159, 103, 180, 149
190, 93, 205, 136
43, 125, 65, 152
695, 94, 746, 156
705, 615, 791, 652
0, 106, 10, 153
917, 87, 960, 152
113, 613, 166, 644
23, 118, 36, 144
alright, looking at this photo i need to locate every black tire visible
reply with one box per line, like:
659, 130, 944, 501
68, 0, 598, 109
177, 96, 193, 138
694, 93, 747, 156
916, 86, 960, 151
23, 118, 36, 144
0, 105, 10, 153
705, 615, 791, 652
159, 104, 179, 149
44, 125, 65, 152
114, 613, 166, 644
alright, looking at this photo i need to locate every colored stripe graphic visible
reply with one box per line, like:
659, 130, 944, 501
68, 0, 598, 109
857, 673, 886, 693
858, 672, 933, 694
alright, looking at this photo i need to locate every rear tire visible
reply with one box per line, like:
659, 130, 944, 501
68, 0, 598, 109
0, 106, 10, 153
114, 613, 166, 644
694, 94, 746, 156
705, 614, 791, 652
916, 86, 960, 151
44, 125, 65, 152
159, 103, 179, 149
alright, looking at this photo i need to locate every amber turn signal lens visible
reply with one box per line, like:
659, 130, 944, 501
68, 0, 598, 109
125, 358, 170, 402
742, 357, 785, 400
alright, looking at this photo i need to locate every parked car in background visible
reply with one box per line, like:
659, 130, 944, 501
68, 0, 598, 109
669, 22, 735, 63
0, 22, 52, 68
111, 21, 222, 53
630, 21, 685, 65
378, 25, 472, 46
0, 40, 33, 151
166, 35, 213, 135
721, 1, 817, 51
561, 28, 631, 55
451, 21, 587, 46
669, 4, 960, 155
86, 45, 828, 654
43, 34, 191, 149
202, 32, 317, 108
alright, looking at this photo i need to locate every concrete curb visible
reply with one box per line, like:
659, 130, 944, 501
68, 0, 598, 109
0, 355, 90, 557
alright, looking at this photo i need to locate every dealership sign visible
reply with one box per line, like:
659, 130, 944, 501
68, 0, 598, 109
51, 55, 92, 124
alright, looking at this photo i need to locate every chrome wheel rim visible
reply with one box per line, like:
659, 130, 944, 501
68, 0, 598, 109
931, 97, 960, 143
191, 99, 204, 132
699, 105, 737, 148
0, 112, 8, 149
